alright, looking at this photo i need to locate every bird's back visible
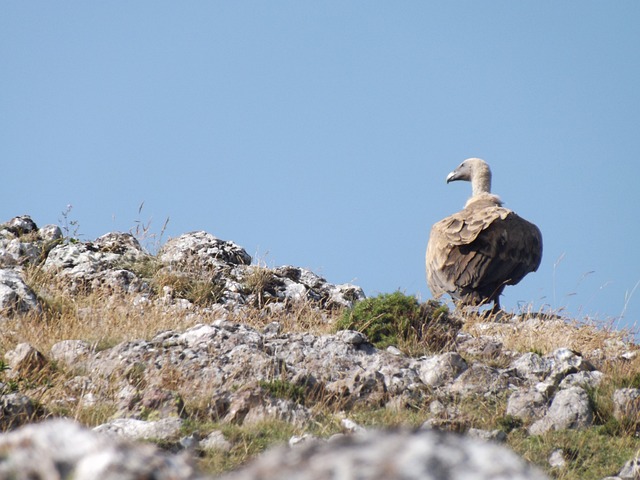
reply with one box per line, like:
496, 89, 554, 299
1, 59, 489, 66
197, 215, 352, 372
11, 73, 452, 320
426, 200, 542, 306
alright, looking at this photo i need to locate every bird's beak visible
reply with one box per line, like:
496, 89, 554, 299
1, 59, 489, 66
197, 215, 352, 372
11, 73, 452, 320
446, 170, 459, 183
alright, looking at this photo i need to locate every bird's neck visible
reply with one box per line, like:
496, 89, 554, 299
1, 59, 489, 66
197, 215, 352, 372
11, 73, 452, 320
472, 167, 492, 196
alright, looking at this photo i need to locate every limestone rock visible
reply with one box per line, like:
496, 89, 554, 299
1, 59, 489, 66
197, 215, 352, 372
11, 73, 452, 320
217, 428, 549, 480
558, 370, 604, 390
0, 419, 202, 480
0, 216, 61, 267
0, 269, 40, 314
467, 428, 507, 443
4, 343, 47, 378
613, 388, 640, 424
417, 352, 468, 388
0, 392, 37, 430
548, 449, 567, 469
50, 340, 92, 366
158, 231, 251, 269
512, 352, 553, 382
43, 232, 149, 293
94, 417, 183, 442
199, 430, 232, 452
616, 457, 640, 479
448, 363, 510, 397
506, 389, 548, 422
4, 215, 38, 236
528, 387, 593, 435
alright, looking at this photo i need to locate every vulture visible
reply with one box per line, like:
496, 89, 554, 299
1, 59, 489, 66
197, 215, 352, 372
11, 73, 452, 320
426, 158, 542, 312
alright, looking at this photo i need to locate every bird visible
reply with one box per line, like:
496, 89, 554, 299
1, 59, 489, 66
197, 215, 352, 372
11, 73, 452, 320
426, 158, 542, 313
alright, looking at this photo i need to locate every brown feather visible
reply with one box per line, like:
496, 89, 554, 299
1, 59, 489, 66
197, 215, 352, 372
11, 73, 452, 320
426, 159, 542, 309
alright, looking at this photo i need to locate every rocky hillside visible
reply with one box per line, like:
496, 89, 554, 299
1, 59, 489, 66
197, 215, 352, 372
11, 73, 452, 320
1, 214, 640, 480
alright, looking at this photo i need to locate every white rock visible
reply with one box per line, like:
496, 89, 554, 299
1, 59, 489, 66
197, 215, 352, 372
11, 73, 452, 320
528, 387, 592, 435
199, 430, 232, 452
418, 352, 467, 388
94, 417, 183, 442
0, 269, 40, 314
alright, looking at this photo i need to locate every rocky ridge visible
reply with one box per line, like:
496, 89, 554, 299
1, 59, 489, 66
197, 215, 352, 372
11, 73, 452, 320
1, 215, 639, 480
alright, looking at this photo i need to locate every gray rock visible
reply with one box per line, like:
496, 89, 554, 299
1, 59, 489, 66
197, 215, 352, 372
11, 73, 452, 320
273, 265, 365, 309
340, 418, 366, 434
39, 224, 63, 243
506, 389, 548, 422
558, 370, 604, 390
511, 349, 593, 391
5, 215, 38, 236
94, 417, 183, 442
43, 232, 148, 292
217, 428, 549, 480
83, 320, 430, 420
4, 343, 47, 378
613, 388, 640, 424
199, 430, 232, 452
449, 363, 510, 396
288, 434, 318, 447
0, 269, 40, 314
0, 216, 62, 267
50, 340, 92, 366
467, 428, 507, 443
158, 231, 251, 269
335, 330, 368, 345
528, 387, 592, 435
548, 449, 567, 469
512, 352, 553, 382
0, 392, 37, 430
418, 352, 468, 388
0, 419, 203, 480
617, 457, 640, 479
545, 348, 593, 385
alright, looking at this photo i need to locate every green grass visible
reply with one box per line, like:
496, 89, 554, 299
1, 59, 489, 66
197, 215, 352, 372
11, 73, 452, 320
197, 420, 299, 474
509, 428, 640, 479
335, 292, 459, 355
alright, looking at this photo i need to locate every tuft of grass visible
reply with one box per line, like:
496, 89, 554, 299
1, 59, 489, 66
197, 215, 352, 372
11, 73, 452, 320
259, 379, 307, 405
335, 292, 460, 355
2, 266, 211, 356
509, 428, 640, 480
149, 267, 226, 307
198, 420, 298, 474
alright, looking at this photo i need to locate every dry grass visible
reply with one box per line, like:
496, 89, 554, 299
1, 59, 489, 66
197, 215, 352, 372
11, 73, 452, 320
5, 261, 640, 478
461, 307, 636, 360
0, 267, 213, 356
0, 264, 341, 370
227, 299, 341, 336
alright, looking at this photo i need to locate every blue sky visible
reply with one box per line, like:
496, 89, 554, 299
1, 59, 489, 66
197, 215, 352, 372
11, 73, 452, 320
2, 3, 639, 332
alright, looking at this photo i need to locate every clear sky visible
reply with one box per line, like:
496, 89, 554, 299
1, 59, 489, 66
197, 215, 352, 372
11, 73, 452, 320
2, 3, 639, 333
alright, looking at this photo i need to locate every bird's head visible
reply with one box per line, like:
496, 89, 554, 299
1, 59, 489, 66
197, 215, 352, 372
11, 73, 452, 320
446, 158, 489, 184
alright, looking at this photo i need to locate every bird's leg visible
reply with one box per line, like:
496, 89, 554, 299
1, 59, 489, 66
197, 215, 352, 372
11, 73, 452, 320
491, 298, 501, 313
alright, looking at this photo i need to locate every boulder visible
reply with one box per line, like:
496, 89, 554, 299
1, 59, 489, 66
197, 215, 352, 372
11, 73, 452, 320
448, 363, 511, 397
217, 428, 549, 480
612, 388, 640, 424
0, 392, 37, 430
417, 352, 468, 388
0, 216, 62, 267
0, 419, 202, 480
506, 389, 548, 422
94, 417, 183, 442
0, 269, 40, 314
528, 387, 593, 435
158, 231, 251, 269
50, 340, 92, 366
43, 232, 149, 293
4, 343, 47, 378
